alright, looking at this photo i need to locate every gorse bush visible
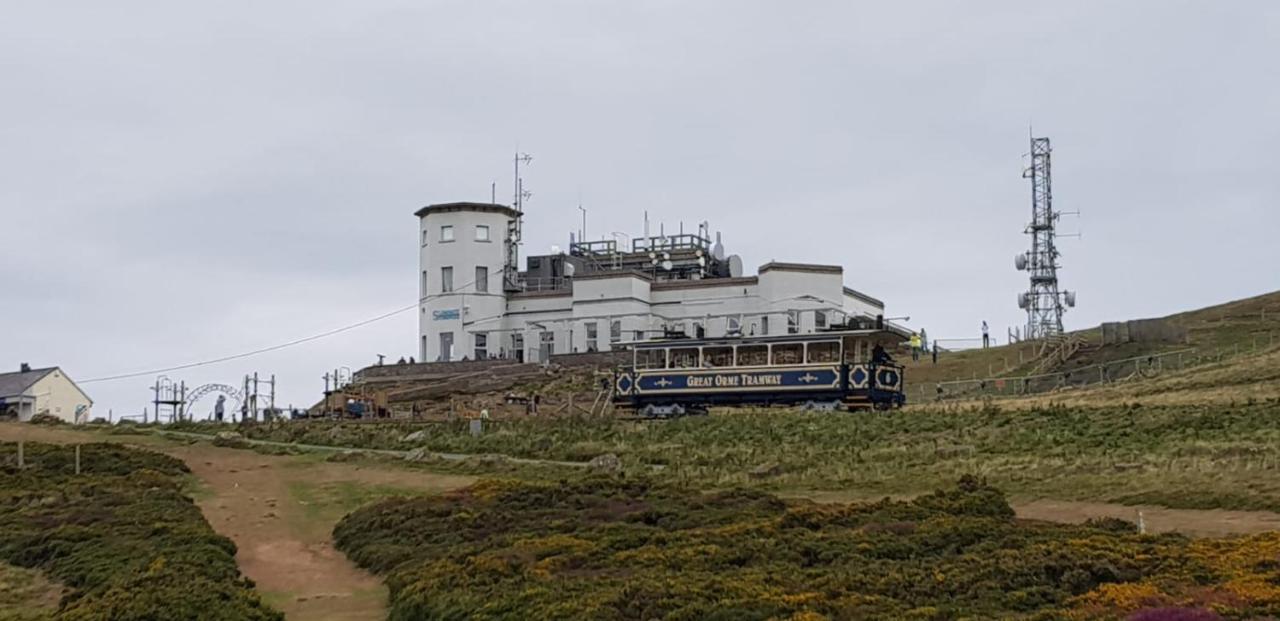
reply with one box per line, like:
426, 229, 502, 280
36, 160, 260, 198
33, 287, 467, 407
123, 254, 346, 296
335, 475, 1280, 620
0, 442, 280, 621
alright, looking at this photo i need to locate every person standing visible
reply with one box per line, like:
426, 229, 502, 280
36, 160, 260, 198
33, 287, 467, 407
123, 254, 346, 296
214, 395, 225, 423
932, 341, 938, 364
982, 321, 990, 349
909, 332, 921, 362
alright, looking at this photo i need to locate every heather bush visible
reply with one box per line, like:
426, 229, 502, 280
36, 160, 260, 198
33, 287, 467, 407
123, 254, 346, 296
0, 442, 280, 620
336, 476, 1280, 620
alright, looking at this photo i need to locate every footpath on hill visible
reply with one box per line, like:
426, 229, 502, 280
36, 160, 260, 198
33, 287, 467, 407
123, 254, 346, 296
0, 424, 474, 621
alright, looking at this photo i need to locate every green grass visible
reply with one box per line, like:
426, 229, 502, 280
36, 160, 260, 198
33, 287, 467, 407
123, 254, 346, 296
286, 480, 423, 540
0, 562, 60, 621
227, 400, 1280, 512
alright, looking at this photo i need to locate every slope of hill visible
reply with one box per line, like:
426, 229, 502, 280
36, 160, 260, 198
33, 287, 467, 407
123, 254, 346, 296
906, 289, 1280, 395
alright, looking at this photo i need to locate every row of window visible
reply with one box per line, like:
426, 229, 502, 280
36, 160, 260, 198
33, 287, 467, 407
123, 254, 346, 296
635, 341, 846, 369
423, 224, 490, 245
423, 266, 489, 295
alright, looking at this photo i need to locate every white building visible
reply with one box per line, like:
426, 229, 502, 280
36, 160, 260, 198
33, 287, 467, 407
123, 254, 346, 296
0, 364, 93, 423
417, 202, 888, 363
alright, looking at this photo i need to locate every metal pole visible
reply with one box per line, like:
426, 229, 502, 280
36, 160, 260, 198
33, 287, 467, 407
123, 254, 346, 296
75, 445, 81, 475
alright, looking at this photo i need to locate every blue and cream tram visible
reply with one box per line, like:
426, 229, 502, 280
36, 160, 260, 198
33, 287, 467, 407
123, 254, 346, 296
613, 328, 908, 416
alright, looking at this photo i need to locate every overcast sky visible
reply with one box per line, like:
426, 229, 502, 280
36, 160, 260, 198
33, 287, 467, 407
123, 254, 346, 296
3, 2, 1277, 417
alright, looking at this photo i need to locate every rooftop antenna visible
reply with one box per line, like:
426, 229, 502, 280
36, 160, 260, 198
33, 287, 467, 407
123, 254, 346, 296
1014, 134, 1076, 339
505, 151, 533, 291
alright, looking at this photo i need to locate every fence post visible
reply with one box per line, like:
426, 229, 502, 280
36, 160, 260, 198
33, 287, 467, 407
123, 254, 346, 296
17, 441, 23, 469
75, 444, 81, 475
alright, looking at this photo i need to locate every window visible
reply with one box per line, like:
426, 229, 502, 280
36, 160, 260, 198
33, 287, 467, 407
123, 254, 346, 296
422, 229, 429, 246
421, 270, 428, 297
736, 345, 768, 366
727, 316, 742, 335
440, 225, 454, 242
610, 320, 622, 344
539, 330, 555, 358
636, 348, 667, 370
670, 347, 699, 368
787, 311, 799, 334
807, 341, 840, 363
771, 343, 804, 365
586, 322, 598, 351
815, 311, 827, 329
761, 316, 769, 336
475, 225, 490, 241
633, 330, 645, 342
475, 266, 488, 293
474, 332, 488, 360
692, 321, 705, 339
441, 266, 454, 293
703, 346, 733, 367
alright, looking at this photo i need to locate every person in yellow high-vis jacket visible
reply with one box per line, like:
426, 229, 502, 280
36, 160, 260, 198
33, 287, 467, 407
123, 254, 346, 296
909, 332, 922, 362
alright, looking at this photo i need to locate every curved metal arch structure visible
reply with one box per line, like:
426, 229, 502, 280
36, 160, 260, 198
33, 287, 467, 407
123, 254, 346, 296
184, 383, 245, 420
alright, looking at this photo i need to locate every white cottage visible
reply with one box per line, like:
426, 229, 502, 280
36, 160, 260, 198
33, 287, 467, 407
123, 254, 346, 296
0, 364, 93, 423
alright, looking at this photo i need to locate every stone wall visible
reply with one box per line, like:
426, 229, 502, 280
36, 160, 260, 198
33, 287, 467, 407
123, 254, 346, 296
1101, 319, 1188, 345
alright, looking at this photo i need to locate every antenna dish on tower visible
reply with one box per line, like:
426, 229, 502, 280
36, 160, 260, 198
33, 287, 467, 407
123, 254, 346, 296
727, 255, 744, 278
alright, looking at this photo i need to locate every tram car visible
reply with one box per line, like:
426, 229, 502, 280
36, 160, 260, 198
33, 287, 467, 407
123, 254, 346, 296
612, 327, 908, 417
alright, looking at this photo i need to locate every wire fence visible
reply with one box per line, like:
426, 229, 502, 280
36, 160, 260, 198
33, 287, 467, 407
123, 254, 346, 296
921, 341, 1271, 402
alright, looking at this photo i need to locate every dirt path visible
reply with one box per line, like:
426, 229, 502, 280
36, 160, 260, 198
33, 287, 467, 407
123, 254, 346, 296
0, 424, 475, 621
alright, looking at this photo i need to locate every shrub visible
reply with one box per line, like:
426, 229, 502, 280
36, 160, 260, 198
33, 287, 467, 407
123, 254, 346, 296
335, 477, 1280, 620
0, 442, 280, 620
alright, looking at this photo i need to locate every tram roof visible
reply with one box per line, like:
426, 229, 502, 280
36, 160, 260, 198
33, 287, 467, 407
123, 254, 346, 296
622, 328, 910, 349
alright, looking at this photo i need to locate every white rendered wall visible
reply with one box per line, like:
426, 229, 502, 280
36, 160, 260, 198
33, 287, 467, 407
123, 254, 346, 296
419, 209, 513, 361
31, 371, 91, 423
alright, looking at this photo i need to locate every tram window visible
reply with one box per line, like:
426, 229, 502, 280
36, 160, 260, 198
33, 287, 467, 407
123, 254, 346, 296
670, 347, 700, 368
815, 311, 827, 329
807, 341, 840, 363
703, 346, 733, 367
771, 343, 804, 365
787, 311, 799, 334
736, 345, 768, 366
636, 349, 667, 369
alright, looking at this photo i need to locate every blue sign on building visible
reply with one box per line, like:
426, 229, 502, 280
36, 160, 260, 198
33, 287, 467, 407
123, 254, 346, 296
432, 309, 460, 321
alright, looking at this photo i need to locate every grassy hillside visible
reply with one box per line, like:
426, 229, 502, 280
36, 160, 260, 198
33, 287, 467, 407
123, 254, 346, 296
232, 400, 1280, 512
906, 289, 1280, 390
336, 477, 1280, 620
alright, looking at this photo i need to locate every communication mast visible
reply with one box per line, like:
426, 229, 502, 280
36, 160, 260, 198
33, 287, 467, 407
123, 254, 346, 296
505, 152, 532, 291
1015, 135, 1075, 339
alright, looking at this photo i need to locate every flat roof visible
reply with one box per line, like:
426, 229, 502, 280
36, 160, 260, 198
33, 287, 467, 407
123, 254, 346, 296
414, 202, 521, 219
758, 262, 843, 275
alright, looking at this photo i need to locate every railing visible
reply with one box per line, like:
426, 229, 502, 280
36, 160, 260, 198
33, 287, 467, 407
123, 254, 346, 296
513, 276, 568, 292
925, 347, 1201, 401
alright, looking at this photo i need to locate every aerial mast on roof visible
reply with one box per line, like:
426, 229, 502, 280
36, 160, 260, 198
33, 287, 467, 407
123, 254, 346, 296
505, 151, 533, 291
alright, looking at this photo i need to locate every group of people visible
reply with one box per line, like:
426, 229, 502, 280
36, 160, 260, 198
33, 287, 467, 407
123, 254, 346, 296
902, 321, 992, 364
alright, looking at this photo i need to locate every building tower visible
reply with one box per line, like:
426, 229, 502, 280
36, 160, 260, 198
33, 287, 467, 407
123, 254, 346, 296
417, 202, 520, 362
1015, 136, 1075, 339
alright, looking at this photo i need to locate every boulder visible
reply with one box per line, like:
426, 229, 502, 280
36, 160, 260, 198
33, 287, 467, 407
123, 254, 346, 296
748, 462, 783, 479
403, 447, 439, 463
212, 431, 247, 448
588, 453, 623, 474
402, 429, 429, 443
